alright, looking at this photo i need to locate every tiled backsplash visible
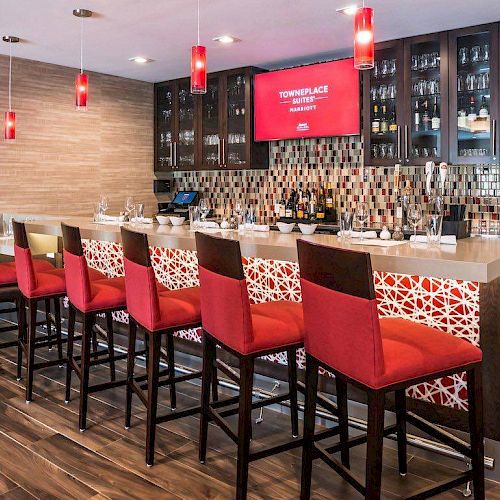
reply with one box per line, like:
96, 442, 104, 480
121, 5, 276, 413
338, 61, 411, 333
172, 136, 499, 225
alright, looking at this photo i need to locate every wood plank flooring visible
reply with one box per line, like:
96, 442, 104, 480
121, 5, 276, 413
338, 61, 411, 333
0, 321, 498, 499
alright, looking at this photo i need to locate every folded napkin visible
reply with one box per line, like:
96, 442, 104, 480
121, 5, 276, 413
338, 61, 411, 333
338, 230, 378, 239
198, 221, 220, 229
100, 214, 126, 222
410, 235, 457, 245
131, 217, 153, 224
251, 224, 270, 232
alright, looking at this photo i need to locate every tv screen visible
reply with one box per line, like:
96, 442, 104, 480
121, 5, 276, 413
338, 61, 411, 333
254, 59, 360, 141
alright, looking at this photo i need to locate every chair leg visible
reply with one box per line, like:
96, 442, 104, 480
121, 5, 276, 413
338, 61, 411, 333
79, 313, 93, 431
16, 296, 25, 381
211, 355, 219, 403
125, 318, 137, 430
65, 305, 76, 403
145, 333, 161, 466
44, 299, 52, 350
336, 376, 350, 468
53, 297, 63, 364
287, 347, 299, 438
105, 312, 116, 382
26, 300, 37, 403
91, 317, 99, 360
467, 367, 485, 500
166, 333, 177, 411
395, 389, 407, 476
300, 353, 319, 500
365, 390, 385, 500
236, 356, 254, 500
199, 332, 215, 464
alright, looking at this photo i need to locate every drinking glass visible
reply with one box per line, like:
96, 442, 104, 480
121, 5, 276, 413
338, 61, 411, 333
425, 214, 443, 246
355, 202, 369, 240
125, 197, 134, 215
407, 203, 422, 239
340, 212, 354, 241
2, 216, 13, 236
199, 199, 210, 221
471, 46, 481, 63
459, 47, 469, 65
189, 206, 201, 230
99, 194, 109, 215
93, 202, 102, 223
135, 203, 144, 222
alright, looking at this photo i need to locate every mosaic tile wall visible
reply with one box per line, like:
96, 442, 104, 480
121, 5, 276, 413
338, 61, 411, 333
171, 136, 500, 226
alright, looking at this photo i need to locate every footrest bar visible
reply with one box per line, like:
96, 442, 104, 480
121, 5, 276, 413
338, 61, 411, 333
208, 407, 238, 444
156, 404, 200, 424
404, 471, 473, 500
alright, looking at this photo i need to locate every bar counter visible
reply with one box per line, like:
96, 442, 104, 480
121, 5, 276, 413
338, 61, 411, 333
2, 215, 500, 446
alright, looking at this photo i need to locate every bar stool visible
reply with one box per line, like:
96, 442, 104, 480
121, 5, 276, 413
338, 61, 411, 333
121, 226, 205, 466
196, 232, 312, 500
61, 223, 129, 431
0, 260, 55, 379
12, 221, 67, 402
297, 240, 484, 500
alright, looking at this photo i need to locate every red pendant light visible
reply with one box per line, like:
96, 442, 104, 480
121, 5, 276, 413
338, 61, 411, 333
3, 36, 19, 141
354, 6, 374, 70
73, 8, 93, 110
191, 0, 207, 94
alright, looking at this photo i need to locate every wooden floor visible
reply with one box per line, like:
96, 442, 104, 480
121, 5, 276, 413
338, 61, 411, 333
0, 321, 498, 499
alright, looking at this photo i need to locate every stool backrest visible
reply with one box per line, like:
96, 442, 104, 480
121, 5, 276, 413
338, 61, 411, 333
195, 232, 253, 353
12, 220, 36, 296
121, 227, 160, 330
61, 223, 92, 310
297, 240, 385, 386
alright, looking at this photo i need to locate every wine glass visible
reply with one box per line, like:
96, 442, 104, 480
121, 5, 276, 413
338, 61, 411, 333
99, 195, 109, 217
199, 199, 210, 222
407, 203, 422, 240
125, 197, 134, 216
355, 202, 369, 240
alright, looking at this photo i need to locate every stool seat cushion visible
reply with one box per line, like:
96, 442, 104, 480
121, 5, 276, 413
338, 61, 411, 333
152, 286, 201, 331
377, 317, 482, 389
0, 260, 55, 286
25, 268, 66, 299
247, 301, 304, 354
88, 268, 108, 281
80, 276, 126, 312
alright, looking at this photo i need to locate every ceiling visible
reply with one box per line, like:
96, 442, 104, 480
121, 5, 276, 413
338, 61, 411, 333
1, 0, 500, 83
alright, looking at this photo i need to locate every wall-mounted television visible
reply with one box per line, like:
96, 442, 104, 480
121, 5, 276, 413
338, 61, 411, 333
254, 59, 360, 141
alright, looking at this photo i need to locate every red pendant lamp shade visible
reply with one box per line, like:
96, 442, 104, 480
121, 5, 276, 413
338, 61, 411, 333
354, 7, 374, 70
75, 73, 89, 110
4, 111, 16, 141
191, 45, 207, 94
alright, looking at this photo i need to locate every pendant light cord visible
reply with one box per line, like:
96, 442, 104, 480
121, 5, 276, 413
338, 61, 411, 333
80, 16, 84, 73
8, 39, 12, 111
197, 0, 200, 45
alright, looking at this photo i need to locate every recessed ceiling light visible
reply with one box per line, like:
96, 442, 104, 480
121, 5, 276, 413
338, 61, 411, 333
129, 56, 153, 64
212, 35, 241, 44
336, 5, 359, 15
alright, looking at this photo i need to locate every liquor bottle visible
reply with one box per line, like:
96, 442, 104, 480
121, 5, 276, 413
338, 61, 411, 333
468, 96, 477, 125
380, 105, 389, 134
422, 100, 431, 131
316, 184, 326, 220
431, 97, 441, 130
297, 189, 304, 219
479, 96, 489, 118
371, 105, 380, 134
285, 189, 295, 218
309, 187, 317, 219
414, 100, 420, 132
389, 111, 398, 133
325, 182, 334, 220
458, 98, 467, 129
279, 196, 286, 218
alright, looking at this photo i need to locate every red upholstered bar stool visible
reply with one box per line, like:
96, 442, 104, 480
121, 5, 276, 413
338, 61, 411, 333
12, 221, 67, 402
196, 232, 308, 500
297, 240, 485, 500
121, 226, 205, 466
61, 223, 129, 431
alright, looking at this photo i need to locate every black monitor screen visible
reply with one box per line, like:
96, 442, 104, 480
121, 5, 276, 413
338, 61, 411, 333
173, 191, 197, 205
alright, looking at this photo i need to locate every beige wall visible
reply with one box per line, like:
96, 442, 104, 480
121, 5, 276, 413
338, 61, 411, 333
0, 55, 155, 217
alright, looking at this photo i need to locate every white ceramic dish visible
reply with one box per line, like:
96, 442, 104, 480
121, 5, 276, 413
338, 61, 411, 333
298, 223, 318, 235
156, 215, 170, 225
170, 216, 186, 226
276, 222, 295, 234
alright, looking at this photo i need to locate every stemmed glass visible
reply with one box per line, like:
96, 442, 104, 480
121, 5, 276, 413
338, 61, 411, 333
99, 195, 109, 218
407, 203, 423, 240
125, 197, 135, 220
355, 202, 369, 240
199, 199, 210, 222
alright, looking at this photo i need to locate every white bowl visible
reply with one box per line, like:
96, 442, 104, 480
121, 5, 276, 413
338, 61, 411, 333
298, 223, 318, 235
156, 215, 171, 225
170, 216, 186, 226
277, 222, 295, 234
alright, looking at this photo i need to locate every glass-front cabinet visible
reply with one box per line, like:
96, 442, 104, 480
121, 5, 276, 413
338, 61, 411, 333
449, 24, 499, 164
155, 83, 176, 171
176, 80, 196, 169
201, 77, 221, 169
363, 40, 404, 166
404, 33, 448, 165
